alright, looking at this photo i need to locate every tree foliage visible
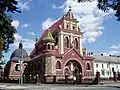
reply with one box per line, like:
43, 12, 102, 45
0, 0, 20, 51
78, 0, 120, 21
0, 0, 21, 13
0, 12, 16, 51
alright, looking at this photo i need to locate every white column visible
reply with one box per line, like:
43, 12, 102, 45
79, 35, 83, 56
64, 20, 66, 29
70, 21, 73, 30
70, 62, 74, 71
70, 33, 73, 44
60, 31, 64, 54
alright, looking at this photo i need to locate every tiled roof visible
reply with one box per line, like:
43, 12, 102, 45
93, 55, 120, 63
49, 17, 64, 32
30, 18, 64, 55
43, 30, 55, 43
30, 49, 62, 62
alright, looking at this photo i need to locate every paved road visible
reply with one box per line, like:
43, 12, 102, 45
27, 85, 120, 90
0, 83, 120, 90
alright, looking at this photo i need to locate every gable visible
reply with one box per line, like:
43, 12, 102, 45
63, 48, 83, 61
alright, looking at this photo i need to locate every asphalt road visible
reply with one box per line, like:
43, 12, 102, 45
27, 85, 120, 90
0, 84, 120, 90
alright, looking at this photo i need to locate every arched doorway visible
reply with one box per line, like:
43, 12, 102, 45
64, 60, 82, 83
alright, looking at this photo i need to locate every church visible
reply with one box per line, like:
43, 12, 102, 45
23, 7, 94, 83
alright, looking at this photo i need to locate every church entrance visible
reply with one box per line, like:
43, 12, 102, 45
64, 60, 82, 84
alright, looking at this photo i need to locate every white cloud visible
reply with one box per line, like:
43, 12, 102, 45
10, 33, 35, 55
18, 0, 32, 10
27, 32, 35, 36
22, 23, 29, 28
41, 18, 58, 30
48, 0, 114, 43
11, 20, 20, 29
52, 4, 57, 10
14, 33, 22, 42
99, 44, 120, 56
87, 38, 96, 43
110, 44, 120, 49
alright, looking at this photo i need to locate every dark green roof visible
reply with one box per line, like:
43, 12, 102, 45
43, 30, 55, 43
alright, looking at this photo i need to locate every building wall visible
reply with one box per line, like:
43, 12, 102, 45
94, 62, 120, 79
45, 56, 56, 76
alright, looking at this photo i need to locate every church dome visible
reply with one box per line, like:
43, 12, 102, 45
10, 49, 28, 60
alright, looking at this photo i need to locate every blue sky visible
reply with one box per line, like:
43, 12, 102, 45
3, 0, 120, 62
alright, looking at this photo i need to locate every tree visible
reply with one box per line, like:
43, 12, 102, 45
77, 0, 120, 21
0, 0, 20, 67
0, 0, 21, 13
0, 0, 20, 51
0, 12, 16, 51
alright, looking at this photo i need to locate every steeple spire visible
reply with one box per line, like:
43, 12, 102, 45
36, 32, 39, 42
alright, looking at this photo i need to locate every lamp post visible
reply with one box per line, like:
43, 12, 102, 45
19, 41, 23, 85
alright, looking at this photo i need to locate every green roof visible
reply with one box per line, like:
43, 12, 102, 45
43, 30, 55, 43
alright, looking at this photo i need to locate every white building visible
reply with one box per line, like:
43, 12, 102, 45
93, 54, 120, 79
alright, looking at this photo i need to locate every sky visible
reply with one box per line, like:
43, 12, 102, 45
3, 0, 120, 62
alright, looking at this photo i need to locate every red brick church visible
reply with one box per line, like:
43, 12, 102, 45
4, 8, 94, 83
24, 8, 94, 83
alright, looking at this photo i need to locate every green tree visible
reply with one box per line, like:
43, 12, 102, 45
0, 12, 16, 51
0, 0, 20, 13
78, 0, 120, 21
0, 0, 20, 51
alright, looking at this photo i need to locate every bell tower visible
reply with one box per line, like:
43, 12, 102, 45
58, 6, 83, 55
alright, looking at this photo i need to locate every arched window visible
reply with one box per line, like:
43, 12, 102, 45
64, 36, 69, 48
48, 44, 50, 50
56, 61, 61, 69
15, 64, 20, 71
66, 25, 69, 28
86, 63, 90, 70
52, 45, 54, 50
75, 38, 78, 49
43, 44, 46, 50
73, 25, 75, 30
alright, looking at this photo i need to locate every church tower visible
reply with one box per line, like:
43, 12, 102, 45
41, 29, 56, 77
57, 6, 83, 55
